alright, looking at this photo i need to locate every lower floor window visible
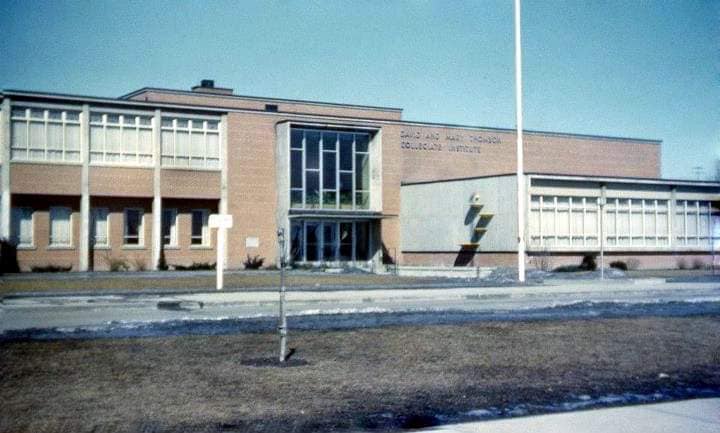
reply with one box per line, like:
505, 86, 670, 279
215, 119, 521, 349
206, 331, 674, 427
290, 220, 371, 262
191, 209, 209, 246
91, 208, 109, 247
11, 207, 33, 247
124, 208, 144, 246
49, 207, 72, 247
162, 208, 178, 246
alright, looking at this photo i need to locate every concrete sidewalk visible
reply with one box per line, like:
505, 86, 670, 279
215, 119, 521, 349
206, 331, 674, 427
423, 398, 720, 433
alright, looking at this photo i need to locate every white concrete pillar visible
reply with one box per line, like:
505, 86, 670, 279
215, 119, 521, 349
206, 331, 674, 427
151, 109, 162, 270
78, 104, 90, 271
0, 98, 10, 239
0, 98, 11, 240
669, 187, 676, 249
220, 114, 229, 269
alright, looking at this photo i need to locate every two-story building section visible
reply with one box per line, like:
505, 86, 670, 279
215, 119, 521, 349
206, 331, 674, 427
0, 80, 717, 272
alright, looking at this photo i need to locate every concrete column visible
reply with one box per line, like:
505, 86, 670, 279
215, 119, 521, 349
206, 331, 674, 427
78, 104, 90, 271
0, 98, 11, 240
220, 114, 229, 270
669, 187, 676, 249
151, 109, 162, 270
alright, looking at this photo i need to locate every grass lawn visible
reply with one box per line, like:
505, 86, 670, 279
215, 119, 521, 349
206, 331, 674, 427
0, 272, 445, 296
1, 316, 719, 432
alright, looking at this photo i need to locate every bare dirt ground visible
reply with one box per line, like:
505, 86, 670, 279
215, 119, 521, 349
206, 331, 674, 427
1, 316, 719, 433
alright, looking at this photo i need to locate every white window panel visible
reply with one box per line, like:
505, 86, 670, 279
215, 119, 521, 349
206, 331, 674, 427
161, 117, 221, 170
91, 208, 109, 247
11, 207, 33, 247
49, 207, 72, 247
89, 111, 153, 166
10, 106, 81, 162
162, 209, 178, 247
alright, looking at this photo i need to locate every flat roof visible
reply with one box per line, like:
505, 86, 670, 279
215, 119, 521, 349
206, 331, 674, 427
402, 173, 720, 188
2, 88, 661, 144
120, 87, 405, 113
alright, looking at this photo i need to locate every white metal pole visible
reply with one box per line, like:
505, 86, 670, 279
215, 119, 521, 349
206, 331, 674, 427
216, 227, 225, 290
515, 0, 526, 282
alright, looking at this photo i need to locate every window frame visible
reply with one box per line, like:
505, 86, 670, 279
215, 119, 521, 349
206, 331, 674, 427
162, 208, 179, 247
289, 127, 372, 211
91, 207, 110, 248
48, 206, 73, 248
160, 116, 221, 170
10, 105, 82, 163
11, 207, 34, 248
190, 209, 210, 247
123, 208, 145, 247
89, 111, 154, 167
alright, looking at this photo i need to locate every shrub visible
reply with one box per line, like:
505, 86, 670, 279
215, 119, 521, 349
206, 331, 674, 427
0, 239, 20, 275
30, 264, 72, 273
131, 257, 147, 272
626, 258, 641, 271
243, 254, 265, 270
101, 252, 129, 272
579, 254, 597, 271
174, 262, 216, 271
676, 258, 688, 270
691, 258, 705, 270
553, 264, 580, 272
609, 261, 628, 271
530, 250, 552, 272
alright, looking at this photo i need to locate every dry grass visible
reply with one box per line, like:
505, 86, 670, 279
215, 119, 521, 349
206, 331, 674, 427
0, 273, 440, 295
1, 316, 719, 432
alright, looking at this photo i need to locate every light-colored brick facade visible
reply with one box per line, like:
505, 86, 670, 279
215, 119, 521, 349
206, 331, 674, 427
3, 82, 708, 273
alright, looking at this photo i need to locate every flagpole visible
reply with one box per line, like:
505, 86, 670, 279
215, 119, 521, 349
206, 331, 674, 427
515, 0, 526, 282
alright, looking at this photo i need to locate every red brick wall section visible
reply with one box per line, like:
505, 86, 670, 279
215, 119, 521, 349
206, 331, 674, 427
11, 164, 82, 196
13, 195, 81, 272
393, 124, 661, 183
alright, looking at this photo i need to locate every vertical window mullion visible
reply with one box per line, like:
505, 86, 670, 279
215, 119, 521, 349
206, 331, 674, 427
539, 196, 544, 247
61, 112, 67, 161
319, 133, 324, 208
301, 131, 306, 208
582, 197, 587, 246
351, 134, 356, 209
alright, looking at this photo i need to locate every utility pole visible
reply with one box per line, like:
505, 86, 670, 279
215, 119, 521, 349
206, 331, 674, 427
514, 0, 526, 282
277, 228, 288, 363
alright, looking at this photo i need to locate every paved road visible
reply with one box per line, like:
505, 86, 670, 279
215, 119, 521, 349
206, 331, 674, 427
1, 278, 719, 333
419, 398, 720, 433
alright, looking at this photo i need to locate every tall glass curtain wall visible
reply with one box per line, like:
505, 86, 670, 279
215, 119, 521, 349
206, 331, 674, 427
290, 128, 370, 210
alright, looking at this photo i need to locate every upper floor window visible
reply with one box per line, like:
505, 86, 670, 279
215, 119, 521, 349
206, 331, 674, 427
11, 106, 81, 162
290, 127, 370, 210
161, 117, 220, 169
90, 112, 153, 166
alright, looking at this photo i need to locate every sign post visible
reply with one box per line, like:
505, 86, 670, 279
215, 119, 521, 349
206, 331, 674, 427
209, 214, 233, 290
277, 228, 287, 362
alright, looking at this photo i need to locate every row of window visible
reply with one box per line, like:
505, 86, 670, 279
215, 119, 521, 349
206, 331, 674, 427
529, 196, 718, 248
290, 128, 371, 210
10, 107, 221, 169
10, 207, 211, 248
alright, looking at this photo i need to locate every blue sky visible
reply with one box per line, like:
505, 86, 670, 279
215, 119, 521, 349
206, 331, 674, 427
1, 0, 718, 179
